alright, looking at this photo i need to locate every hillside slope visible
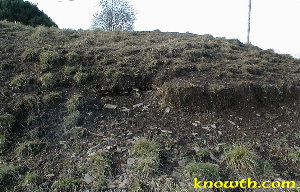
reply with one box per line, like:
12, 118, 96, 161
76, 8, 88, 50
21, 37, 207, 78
0, 21, 300, 191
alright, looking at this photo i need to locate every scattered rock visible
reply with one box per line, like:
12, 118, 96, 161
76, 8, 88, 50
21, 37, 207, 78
83, 173, 93, 184
127, 158, 135, 165
46, 173, 55, 178
120, 107, 130, 112
202, 125, 210, 131
228, 120, 236, 125
41, 181, 50, 188
104, 104, 118, 109
133, 103, 143, 108
165, 107, 170, 113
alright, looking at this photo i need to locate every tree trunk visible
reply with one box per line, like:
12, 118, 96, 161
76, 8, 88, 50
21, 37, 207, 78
247, 0, 252, 44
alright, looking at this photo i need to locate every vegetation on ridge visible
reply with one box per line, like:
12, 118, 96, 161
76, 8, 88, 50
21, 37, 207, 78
0, 21, 300, 191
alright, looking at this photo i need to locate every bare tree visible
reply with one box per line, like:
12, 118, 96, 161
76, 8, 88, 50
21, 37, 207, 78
91, 0, 136, 31
247, 0, 252, 44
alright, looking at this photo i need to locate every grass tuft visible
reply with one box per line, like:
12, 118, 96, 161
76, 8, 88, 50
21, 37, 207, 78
65, 51, 80, 64
21, 48, 39, 62
224, 145, 258, 177
64, 66, 76, 76
50, 177, 82, 192
39, 73, 57, 88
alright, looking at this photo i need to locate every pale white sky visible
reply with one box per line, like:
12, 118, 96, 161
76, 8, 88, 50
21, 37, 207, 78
29, 0, 300, 58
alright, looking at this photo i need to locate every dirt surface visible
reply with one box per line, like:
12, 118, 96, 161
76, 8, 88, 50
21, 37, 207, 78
0, 21, 300, 191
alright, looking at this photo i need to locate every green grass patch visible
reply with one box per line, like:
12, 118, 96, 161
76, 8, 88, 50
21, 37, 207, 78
65, 51, 80, 64
64, 66, 76, 76
10, 74, 30, 89
22, 172, 43, 189
0, 113, 15, 133
66, 94, 84, 112
38, 50, 60, 71
224, 145, 258, 177
132, 137, 161, 176
42, 92, 61, 105
133, 137, 160, 157
0, 164, 25, 191
73, 72, 88, 84
0, 134, 9, 155
26, 114, 40, 126
181, 161, 219, 180
50, 177, 82, 192
21, 48, 39, 62
64, 110, 80, 128
16, 141, 45, 157
88, 153, 111, 191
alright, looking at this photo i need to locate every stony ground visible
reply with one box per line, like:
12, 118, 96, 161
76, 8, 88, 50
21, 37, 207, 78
0, 21, 300, 192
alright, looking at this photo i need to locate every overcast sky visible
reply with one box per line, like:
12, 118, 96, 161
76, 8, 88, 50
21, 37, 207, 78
28, 0, 300, 58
